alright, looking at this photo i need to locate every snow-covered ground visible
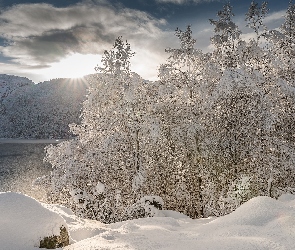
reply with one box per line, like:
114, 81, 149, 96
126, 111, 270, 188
1, 192, 295, 250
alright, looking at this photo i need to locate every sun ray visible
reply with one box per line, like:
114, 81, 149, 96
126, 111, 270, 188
40, 53, 101, 80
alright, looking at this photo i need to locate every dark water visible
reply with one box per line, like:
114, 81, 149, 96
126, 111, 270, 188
0, 141, 57, 201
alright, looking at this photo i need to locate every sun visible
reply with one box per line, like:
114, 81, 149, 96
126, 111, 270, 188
41, 53, 101, 80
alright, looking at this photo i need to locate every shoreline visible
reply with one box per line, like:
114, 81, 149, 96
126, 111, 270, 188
0, 138, 66, 144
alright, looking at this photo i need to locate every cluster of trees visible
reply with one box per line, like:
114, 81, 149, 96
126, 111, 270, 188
0, 77, 87, 139
38, 1, 295, 222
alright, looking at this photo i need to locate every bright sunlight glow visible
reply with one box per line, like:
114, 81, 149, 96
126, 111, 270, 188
40, 53, 101, 80
33, 50, 160, 83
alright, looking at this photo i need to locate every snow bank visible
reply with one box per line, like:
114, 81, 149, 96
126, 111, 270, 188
207, 196, 292, 226
198, 196, 295, 249
2, 193, 295, 250
0, 192, 68, 249
64, 196, 295, 250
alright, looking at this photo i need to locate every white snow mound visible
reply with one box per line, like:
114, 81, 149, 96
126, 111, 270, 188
209, 196, 293, 226
64, 195, 295, 250
0, 192, 68, 250
2, 193, 295, 250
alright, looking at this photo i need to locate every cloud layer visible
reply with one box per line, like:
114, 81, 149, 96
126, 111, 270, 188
0, 1, 287, 82
0, 1, 167, 65
156, 0, 218, 4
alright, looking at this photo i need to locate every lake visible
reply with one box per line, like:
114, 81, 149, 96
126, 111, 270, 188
0, 139, 63, 201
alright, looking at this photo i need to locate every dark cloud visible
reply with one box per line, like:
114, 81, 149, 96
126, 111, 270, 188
19, 29, 84, 63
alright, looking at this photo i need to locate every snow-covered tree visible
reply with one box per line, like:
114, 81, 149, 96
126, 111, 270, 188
37, 2, 295, 222
237, 1, 271, 75
268, 2, 295, 81
39, 37, 164, 223
262, 3, 295, 198
151, 26, 209, 218
210, 2, 241, 68
95, 36, 134, 77
200, 69, 274, 214
245, 1, 269, 41
279, 1, 295, 81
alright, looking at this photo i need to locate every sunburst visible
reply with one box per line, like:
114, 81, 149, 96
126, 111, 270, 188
40, 53, 101, 80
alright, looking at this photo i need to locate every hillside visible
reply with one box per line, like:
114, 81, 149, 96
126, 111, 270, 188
0, 74, 34, 99
0, 74, 88, 139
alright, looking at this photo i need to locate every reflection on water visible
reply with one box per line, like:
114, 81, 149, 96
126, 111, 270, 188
0, 140, 60, 201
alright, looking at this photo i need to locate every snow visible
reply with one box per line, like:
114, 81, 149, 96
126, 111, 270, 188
95, 181, 105, 194
0, 75, 87, 139
0, 192, 68, 250
2, 192, 295, 249
63, 195, 295, 250
0, 74, 33, 99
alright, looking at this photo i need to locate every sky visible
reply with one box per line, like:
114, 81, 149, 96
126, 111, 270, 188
0, 0, 291, 83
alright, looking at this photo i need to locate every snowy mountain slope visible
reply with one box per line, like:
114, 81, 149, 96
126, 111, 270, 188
0, 74, 33, 116
0, 75, 88, 139
0, 74, 34, 100
2, 192, 295, 250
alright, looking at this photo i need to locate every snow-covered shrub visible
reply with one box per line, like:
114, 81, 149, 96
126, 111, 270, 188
126, 196, 164, 219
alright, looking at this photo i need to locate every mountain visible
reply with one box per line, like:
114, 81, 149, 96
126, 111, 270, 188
0, 74, 88, 139
0, 74, 34, 100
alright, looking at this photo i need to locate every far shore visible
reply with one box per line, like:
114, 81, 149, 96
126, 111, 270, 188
0, 138, 67, 144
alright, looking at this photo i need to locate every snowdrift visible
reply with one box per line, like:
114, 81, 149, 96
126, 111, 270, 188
0, 192, 69, 249
1, 192, 295, 249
